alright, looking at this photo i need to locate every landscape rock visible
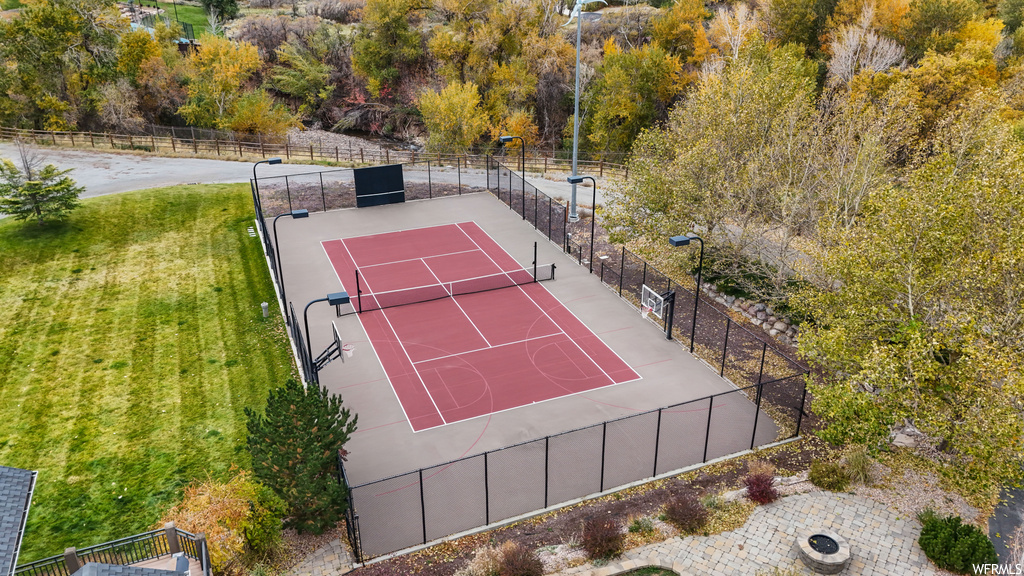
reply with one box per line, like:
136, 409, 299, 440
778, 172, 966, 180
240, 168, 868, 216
892, 433, 918, 448
773, 321, 788, 332
756, 311, 767, 320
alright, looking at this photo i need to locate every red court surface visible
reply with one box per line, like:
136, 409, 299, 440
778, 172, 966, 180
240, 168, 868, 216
322, 222, 640, 431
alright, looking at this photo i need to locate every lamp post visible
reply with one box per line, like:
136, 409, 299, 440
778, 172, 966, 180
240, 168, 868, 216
565, 0, 605, 223
499, 135, 526, 220
669, 234, 704, 353
567, 175, 597, 272
272, 209, 309, 317
252, 157, 282, 214
303, 292, 350, 381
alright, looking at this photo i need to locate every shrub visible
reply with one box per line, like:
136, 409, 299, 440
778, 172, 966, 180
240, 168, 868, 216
663, 492, 708, 533
581, 516, 624, 560
918, 512, 998, 573
454, 545, 502, 576
307, 0, 365, 23
808, 461, 850, 491
844, 446, 873, 485
497, 542, 543, 576
744, 471, 779, 505
158, 470, 284, 573
700, 492, 723, 510
627, 515, 656, 535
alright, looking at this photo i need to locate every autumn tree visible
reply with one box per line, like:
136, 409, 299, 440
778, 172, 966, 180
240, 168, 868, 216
898, 0, 977, 60
605, 40, 819, 301
352, 0, 423, 99
177, 33, 261, 127
246, 379, 357, 535
0, 0, 126, 129
418, 80, 490, 152
580, 40, 683, 155
223, 90, 302, 137
764, 0, 822, 51
116, 28, 162, 82
650, 0, 714, 66
796, 93, 1024, 497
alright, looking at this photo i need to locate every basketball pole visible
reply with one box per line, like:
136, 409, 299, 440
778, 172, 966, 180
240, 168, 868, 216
664, 291, 676, 340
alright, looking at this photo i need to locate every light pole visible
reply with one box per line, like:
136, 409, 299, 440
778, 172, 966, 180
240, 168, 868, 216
567, 175, 597, 272
565, 0, 606, 223
669, 234, 704, 353
272, 209, 309, 318
252, 157, 282, 215
499, 135, 526, 220
303, 292, 350, 381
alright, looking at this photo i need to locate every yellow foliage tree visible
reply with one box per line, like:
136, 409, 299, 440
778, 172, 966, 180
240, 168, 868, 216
651, 0, 715, 66
177, 34, 261, 127
117, 28, 162, 81
418, 81, 489, 152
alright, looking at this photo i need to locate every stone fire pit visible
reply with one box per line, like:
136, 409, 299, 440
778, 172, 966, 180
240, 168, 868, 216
794, 530, 851, 574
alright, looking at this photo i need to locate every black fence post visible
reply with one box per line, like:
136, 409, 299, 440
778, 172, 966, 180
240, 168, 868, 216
457, 157, 462, 194
486, 155, 490, 190
419, 469, 427, 545
795, 376, 808, 437
484, 453, 490, 525
618, 247, 625, 296
720, 319, 731, 377
428, 161, 432, 198
544, 436, 550, 508
703, 396, 714, 462
320, 173, 326, 212
756, 342, 767, 404
751, 384, 764, 450
285, 175, 292, 213
653, 408, 662, 477
599, 422, 607, 492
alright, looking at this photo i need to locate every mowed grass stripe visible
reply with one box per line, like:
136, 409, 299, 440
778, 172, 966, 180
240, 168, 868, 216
0, 184, 296, 561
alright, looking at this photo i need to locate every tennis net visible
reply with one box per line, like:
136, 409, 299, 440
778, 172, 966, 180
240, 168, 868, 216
356, 263, 556, 312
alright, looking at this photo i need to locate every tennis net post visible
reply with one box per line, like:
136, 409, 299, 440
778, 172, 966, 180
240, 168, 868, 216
355, 269, 362, 313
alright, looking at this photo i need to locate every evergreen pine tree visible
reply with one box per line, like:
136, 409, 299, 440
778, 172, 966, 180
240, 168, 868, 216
245, 379, 358, 534
0, 159, 83, 225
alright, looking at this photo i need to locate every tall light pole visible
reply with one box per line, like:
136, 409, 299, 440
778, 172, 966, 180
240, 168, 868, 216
567, 175, 597, 272
252, 157, 282, 212
499, 135, 526, 220
669, 234, 704, 353
272, 209, 309, 320
565, 0, 605, 223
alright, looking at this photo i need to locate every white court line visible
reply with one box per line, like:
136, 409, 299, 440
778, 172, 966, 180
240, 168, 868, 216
339, 238, 448, 426
455, 222, 629, 387
413, 332, 564, 365
319, 238, 415, 430
356, 248, 480, 269
420, 257, 492, 347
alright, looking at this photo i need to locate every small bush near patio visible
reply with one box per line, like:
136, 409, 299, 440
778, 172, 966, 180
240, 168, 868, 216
663, 492, 708, 533
844, 446, 873, 485
809, 460, 850, 491
918, 510, 998, 574
581, 516, 624, 560
498, 542, 543, 576
743, 461, 779, 505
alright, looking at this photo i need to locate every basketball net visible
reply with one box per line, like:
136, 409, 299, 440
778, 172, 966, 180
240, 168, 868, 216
642, 306, 652, 319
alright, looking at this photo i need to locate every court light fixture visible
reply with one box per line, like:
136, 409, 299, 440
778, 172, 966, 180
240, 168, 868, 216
273, 209, 310, 323
564, 0, 605, 224
669, 234, 704, 352
567, 175, 598, 273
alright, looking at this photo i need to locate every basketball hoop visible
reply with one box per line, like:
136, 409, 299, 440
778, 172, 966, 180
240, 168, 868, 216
642, 306, 653, 319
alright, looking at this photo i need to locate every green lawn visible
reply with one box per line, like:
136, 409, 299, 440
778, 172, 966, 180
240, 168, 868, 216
1, 0, 24, 9
0, 184, 296, 561
152, 1, 210, 36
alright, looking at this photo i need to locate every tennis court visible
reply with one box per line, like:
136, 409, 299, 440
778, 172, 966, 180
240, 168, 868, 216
322, 222, 640, 431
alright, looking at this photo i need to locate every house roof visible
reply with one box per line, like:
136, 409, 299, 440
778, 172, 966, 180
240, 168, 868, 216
0, 466, 36, 576
71, 564, 185, 576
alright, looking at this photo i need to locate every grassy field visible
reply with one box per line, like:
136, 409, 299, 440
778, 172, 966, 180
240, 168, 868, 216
1, 0, 24, 9
0, 184, 296, 561
152, 1, 209, 37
